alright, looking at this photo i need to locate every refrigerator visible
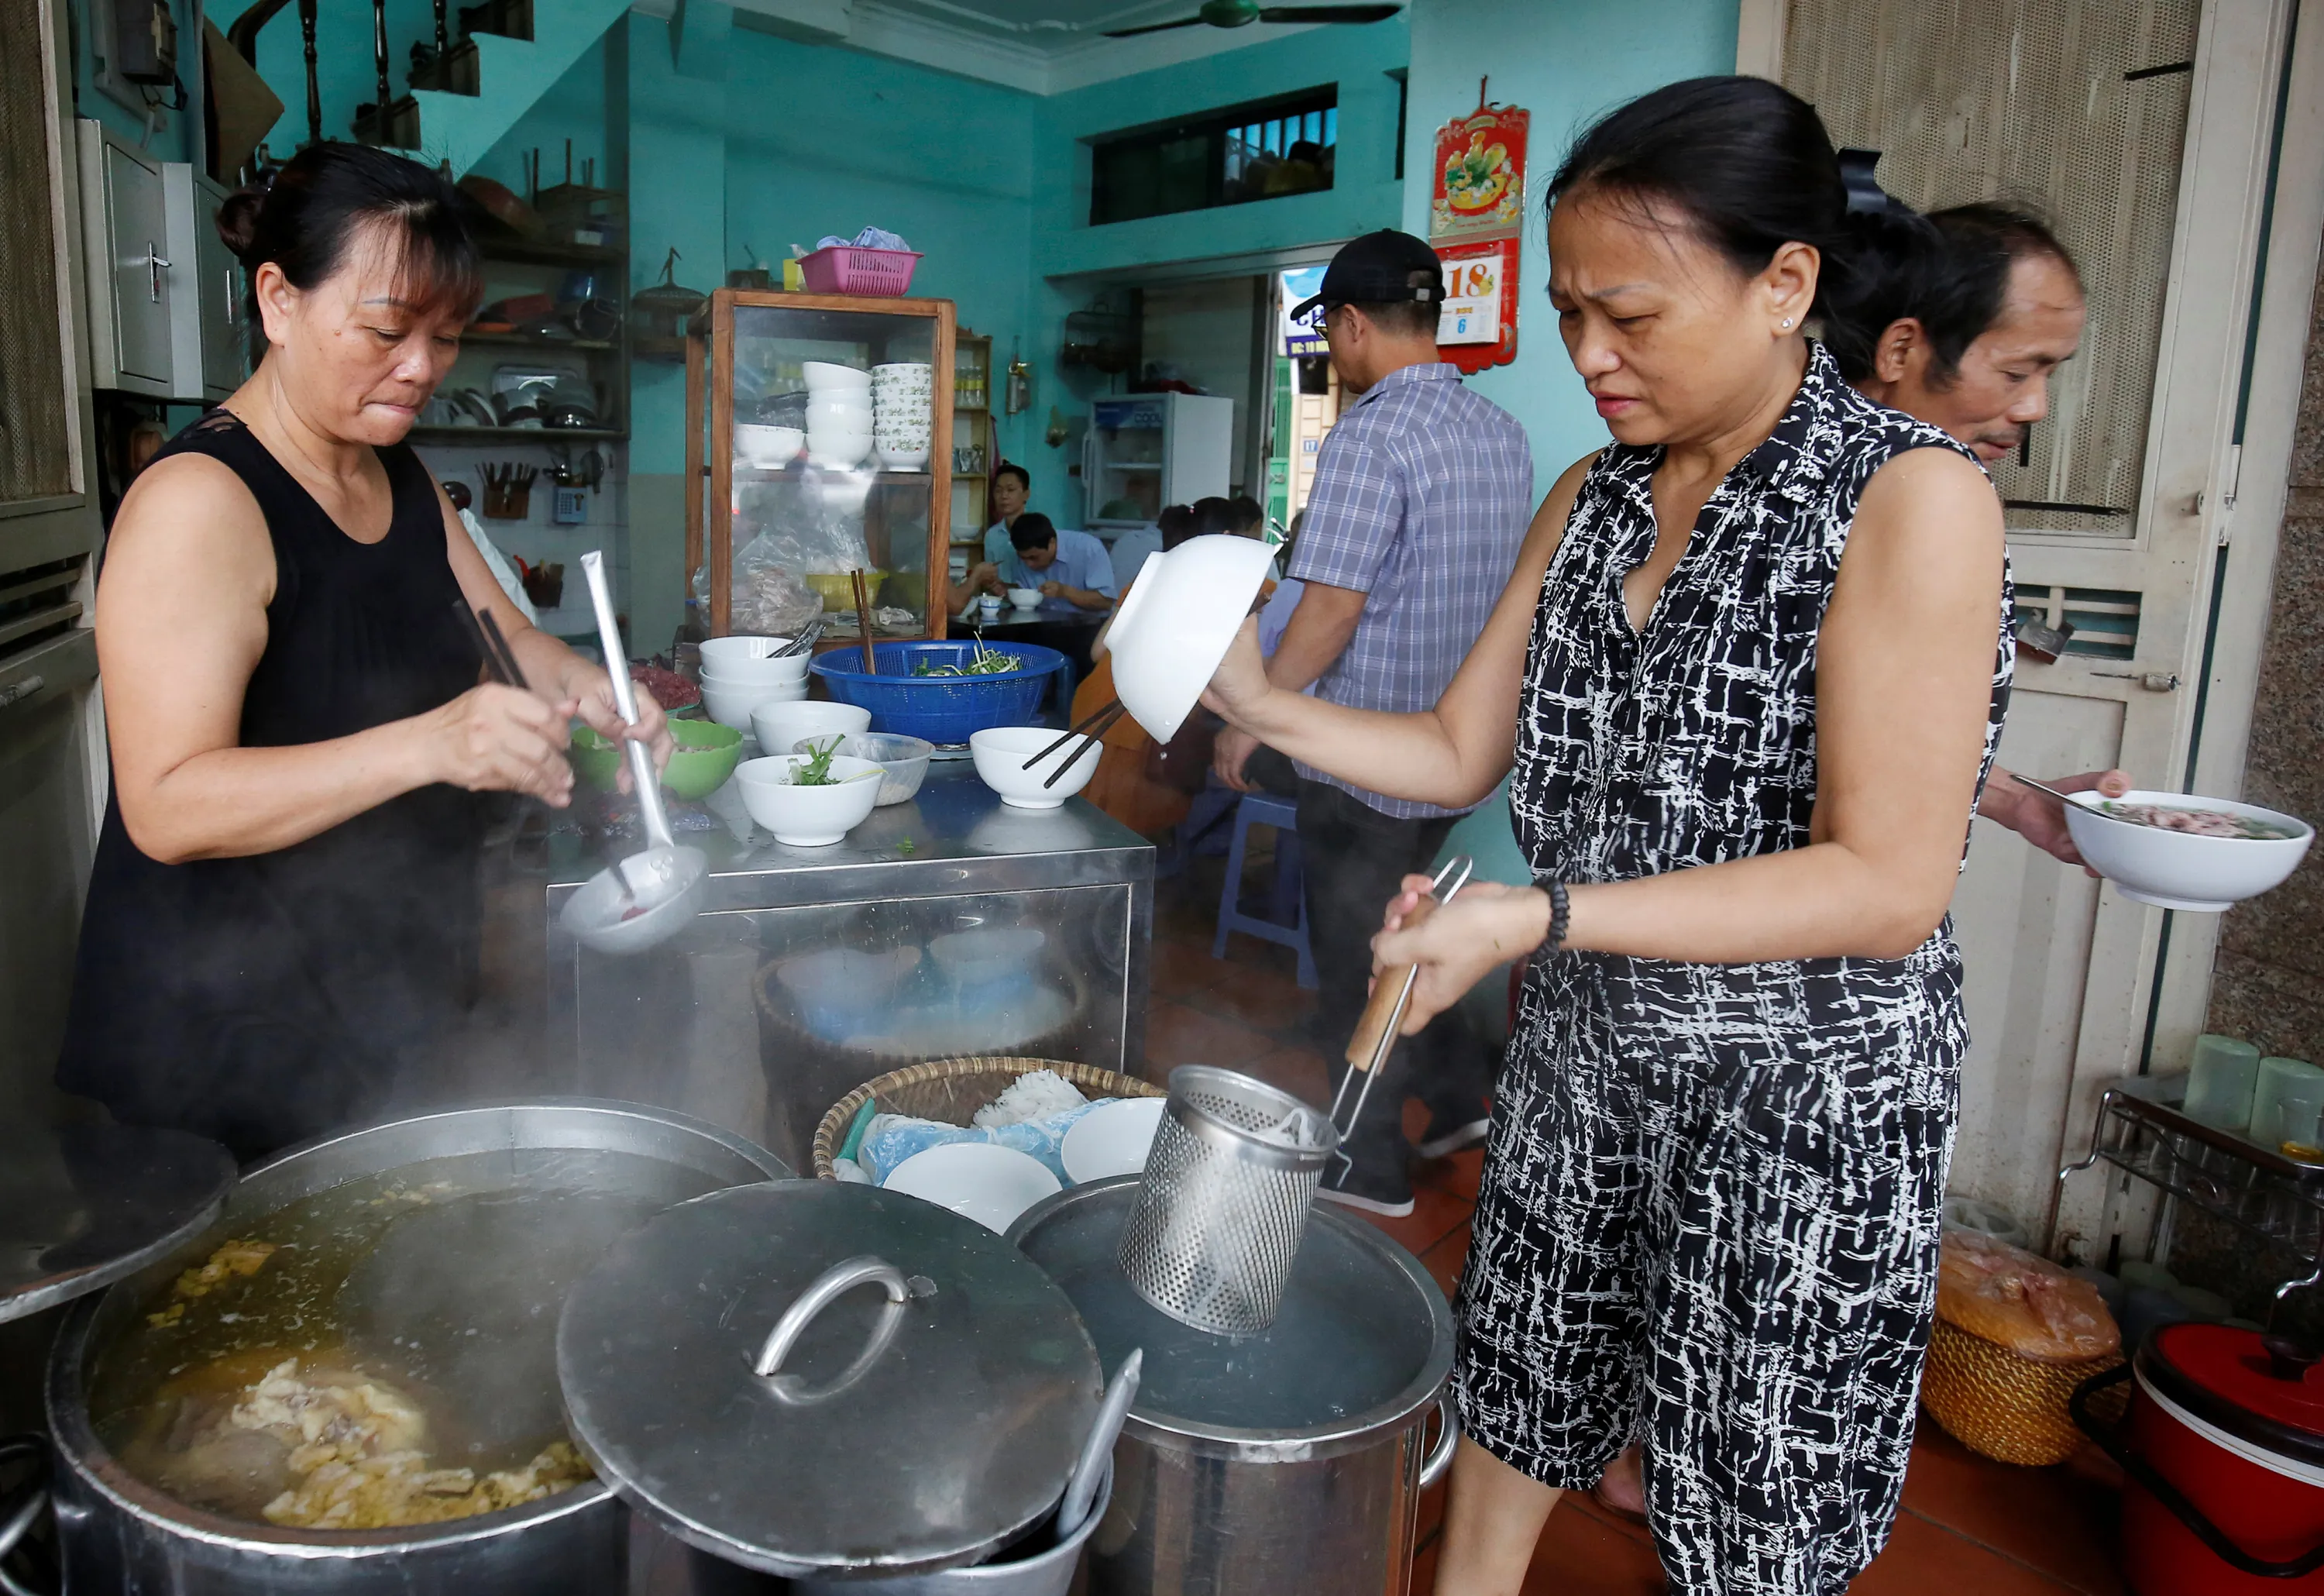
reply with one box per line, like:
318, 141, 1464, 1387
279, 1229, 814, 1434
1081, 393, 1234, 531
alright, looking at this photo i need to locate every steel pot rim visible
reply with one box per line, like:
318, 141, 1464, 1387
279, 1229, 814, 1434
46, 1098, 789, 1559
1008, 1177, 1455, 1462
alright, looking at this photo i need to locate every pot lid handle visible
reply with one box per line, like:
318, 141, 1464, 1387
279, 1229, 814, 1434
753, 1254, 933, 1404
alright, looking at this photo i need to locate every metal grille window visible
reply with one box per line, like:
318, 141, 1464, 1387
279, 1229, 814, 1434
1090, 88, 1338, 226
1782, 0, 2199, 538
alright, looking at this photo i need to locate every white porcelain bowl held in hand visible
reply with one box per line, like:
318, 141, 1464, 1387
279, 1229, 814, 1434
2064, 789, 2313, 913
750, 699, 870, 756
970, 725, 1101, 809
1105, 533, 1280, 742
882, 1142, 1061, 1233
1061, 1096, 1168, 1185
733, 753, 884, 844
699, 676, 805, 731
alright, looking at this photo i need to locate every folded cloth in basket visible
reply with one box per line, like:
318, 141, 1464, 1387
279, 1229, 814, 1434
815, 227, 912, 253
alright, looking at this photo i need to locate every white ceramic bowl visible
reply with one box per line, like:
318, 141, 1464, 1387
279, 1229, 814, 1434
1105, 533, 1279, 743
806, 432, 873, 470
872, 362, 931, 380
803, 360, 871, 391
1006, 587, 1041, 609
698, 637, 811, 683
2063, 789, 2314, 912
796, 731, 933, 806
1061, 1096, 1167, 1185
750, 699, 871, 757
733, 753, 884, 844
699, 676, 805, 730
969, 725, 1101, 810
734, 425, 803, 468
878, 445, 930, 472
881, 1142, 1060, 1233
806, 394, 873, 427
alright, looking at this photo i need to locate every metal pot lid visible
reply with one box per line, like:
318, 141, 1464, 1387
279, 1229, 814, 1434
2139, 1322, 2324, 1470
558, 1179, 1100, 1579
1006, 1177, 1451, 1450
1, 1117, 236, 1324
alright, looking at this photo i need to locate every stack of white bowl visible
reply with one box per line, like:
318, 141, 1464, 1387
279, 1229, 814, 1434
803, 362, 873, 469
872, 363, 932, 471
696, 635, 810, 730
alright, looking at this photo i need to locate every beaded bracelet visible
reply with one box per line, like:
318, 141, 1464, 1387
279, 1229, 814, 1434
1545, 880, 1570, 954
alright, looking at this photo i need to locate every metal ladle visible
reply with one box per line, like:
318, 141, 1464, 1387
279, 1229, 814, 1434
558, 550, 707, 955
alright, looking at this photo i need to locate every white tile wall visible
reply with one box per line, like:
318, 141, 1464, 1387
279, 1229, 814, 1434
414, 440, 634, 651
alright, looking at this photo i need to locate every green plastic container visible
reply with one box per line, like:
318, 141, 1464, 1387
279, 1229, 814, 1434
569, 717, 742, 800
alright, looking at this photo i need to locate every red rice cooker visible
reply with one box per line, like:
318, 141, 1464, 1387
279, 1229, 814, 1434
2078, 1323, 2324, 1593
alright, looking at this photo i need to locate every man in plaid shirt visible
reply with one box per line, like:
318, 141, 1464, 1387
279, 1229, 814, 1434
1216, 230, 1533, 1216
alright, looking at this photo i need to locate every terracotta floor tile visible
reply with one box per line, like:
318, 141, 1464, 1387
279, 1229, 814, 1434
1144, 999, 1274, 1071
1150, 937, 1224, 999
1418, 1220, 1471, 1299
1185, 956, 1318, 1035
1352, 1175, 1472, 1258
1853, 1509, 2089, 1595
1241, 1042, 1333, 1109
1563, 1488, 1658, 1550
1896, 1426, 2124, 1594
1518, 1497, 1670, 1594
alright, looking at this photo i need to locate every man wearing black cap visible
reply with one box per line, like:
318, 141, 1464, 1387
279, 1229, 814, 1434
1216, 229, 1534, 1216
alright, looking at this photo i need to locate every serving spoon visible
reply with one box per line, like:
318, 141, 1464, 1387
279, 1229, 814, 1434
2009, 772, 2140, 824
558, 551, 707, 955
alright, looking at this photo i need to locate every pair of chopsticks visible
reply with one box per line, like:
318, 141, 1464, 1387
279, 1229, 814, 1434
1022, 697, 1124, 789
452, 595, 534, 693
851, 568, 878, 674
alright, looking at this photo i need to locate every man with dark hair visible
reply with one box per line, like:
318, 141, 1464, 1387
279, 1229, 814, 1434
999, 512, 1116, 611
982, 462, 1033, 569
1216, 228, 1534, 1217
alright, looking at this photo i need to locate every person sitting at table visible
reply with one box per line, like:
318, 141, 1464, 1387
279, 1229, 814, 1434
947, 559, 1006, 619
998, 514, 1117, 611
980, 462, 1032, 569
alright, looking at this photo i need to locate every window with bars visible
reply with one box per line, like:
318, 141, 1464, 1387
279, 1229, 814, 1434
1089, 88, 1339, 226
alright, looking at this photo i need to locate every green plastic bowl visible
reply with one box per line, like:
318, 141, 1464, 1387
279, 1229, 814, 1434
569, 717, 743, 800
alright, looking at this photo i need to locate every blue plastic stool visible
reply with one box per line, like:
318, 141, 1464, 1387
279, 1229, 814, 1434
1211, 792, 1317, 989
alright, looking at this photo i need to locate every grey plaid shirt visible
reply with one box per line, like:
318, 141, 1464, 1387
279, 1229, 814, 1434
1286, 362, 1533, 819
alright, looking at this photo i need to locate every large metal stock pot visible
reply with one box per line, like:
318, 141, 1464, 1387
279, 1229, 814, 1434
1008, 1177, 1458, 1596
45, 1099, 788, 1596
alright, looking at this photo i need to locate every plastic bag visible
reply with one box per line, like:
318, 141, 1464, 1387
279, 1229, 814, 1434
1937, 1230, 2121, 1362
816, 226, 911, 252
724, 534, 824, 638
858, 1102, 1112, 1186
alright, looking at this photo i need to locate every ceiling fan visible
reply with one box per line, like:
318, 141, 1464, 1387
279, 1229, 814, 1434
1105, 1, 1402, 38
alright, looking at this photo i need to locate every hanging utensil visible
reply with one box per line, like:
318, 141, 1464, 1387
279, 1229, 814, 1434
1329, 855, 1474, 1183
1057, 1348, 1140, 1539
557, 551, 708, 956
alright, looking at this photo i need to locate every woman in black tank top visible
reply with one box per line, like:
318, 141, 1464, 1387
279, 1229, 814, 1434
57, 145, 669, 1161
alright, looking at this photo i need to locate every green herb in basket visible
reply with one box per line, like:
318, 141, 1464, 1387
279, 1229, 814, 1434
912, 635, 1022, 677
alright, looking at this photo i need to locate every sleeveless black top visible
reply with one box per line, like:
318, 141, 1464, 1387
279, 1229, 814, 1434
57, 411, 485, 1161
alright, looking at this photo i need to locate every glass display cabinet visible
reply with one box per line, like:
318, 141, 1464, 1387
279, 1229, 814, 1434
686, 289, 957, 639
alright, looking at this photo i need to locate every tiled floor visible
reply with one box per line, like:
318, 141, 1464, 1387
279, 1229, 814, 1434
1147, 858, 2128, 1596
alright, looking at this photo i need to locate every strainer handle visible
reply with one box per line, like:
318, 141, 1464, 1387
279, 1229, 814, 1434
754, 1255, 909, 1378
1346, 856, 1473, 1070
1418, 1396, 1459, 1488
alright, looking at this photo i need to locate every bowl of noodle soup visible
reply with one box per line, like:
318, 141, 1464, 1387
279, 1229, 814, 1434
2064, 789, 2313, 911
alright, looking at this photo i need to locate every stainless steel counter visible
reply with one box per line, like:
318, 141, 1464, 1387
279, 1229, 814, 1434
543, 762, 1155, 1170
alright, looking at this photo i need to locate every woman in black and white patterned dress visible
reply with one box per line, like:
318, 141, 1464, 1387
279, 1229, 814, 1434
1203, 78, 2012, 1596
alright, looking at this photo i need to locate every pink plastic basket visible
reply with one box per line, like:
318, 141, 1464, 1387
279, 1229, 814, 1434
797, 246, 923, 298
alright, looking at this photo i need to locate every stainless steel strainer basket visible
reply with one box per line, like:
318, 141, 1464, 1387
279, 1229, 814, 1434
1116, 1066, 1337, 1336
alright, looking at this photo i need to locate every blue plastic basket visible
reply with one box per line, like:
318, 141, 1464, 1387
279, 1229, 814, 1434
810, 641, 1067, 745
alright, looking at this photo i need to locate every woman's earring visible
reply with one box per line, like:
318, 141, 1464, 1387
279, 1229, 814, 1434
1781, 317, 1794, 329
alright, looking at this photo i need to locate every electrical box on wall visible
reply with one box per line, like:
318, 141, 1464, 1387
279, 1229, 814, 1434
110, 0, 177, 83
77, 122, 245, 401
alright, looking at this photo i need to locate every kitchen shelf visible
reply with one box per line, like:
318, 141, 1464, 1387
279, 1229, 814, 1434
410, 425, 627, 444
461, 331, 621, 351
471, 236, 624, 268
731, 466, 937, 484
2059, 1073, 2324, 1300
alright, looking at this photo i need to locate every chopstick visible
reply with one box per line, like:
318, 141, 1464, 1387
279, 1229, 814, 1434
452, 595, 531, 691
476, 609, 534, 693
851, 569, 877, 674
1024, 698, 1126, 787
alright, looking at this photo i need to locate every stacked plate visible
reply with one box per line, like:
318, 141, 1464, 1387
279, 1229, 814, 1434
871, 363, 931, 471
803, 363, 872, 468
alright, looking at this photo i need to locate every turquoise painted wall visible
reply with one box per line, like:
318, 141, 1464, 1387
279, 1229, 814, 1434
208, 0, 438, 157
1401, 0, 1741, 886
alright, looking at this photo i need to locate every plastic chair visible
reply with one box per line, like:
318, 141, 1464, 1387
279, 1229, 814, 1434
1211, 792, 1317, 989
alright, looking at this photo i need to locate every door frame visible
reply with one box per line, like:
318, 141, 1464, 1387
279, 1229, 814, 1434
1736, 0, 2319, 1243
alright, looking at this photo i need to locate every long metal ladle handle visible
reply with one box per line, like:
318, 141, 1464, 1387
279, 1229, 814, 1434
1344, 855, 1475, 1071
579, 550, 673, 852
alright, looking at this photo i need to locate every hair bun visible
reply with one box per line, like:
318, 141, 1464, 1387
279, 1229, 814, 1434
214, 184, 266, 260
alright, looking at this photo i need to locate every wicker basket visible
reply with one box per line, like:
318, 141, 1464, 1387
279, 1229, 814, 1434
1920, 1317, 2126, 1466
811, 1055, 1166, 1179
